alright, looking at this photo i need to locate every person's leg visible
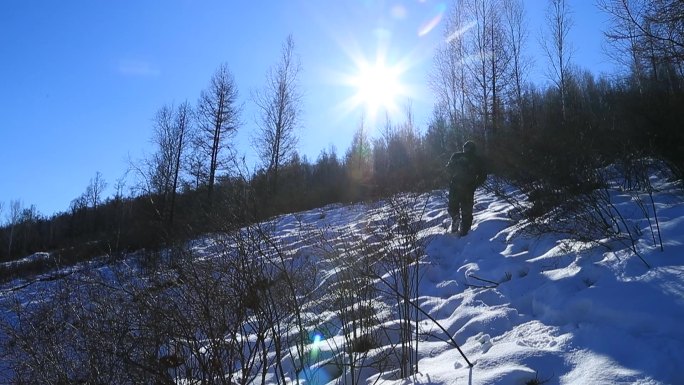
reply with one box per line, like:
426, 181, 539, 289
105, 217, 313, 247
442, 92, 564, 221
448, 190, 461, 233
459, 193, 474, 235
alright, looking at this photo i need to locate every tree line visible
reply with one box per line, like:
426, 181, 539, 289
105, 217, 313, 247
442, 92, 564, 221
1, 0, 683, 279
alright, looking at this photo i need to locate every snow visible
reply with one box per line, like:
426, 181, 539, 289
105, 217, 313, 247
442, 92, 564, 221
2, 173, 684, 384
0, 251, 52, 267
250, 177, 683, 385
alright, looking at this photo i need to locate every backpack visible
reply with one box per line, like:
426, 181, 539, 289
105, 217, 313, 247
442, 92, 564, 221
448, 152, 484, 191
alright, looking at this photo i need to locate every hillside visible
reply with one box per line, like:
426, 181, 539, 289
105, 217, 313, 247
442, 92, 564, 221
1, 173, 683, 384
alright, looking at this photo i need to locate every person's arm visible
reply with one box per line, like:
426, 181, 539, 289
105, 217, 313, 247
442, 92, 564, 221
446, 152, 463, 172
446, 153, 454, 169
475, 156, 487, 186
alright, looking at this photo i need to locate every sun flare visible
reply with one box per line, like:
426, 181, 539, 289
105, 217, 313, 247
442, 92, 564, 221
336, 46, 412, 123
351, 58, 404, 118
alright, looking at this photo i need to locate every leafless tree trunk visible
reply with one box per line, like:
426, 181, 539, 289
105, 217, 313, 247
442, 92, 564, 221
133, 103, 191, 228
541, 0, 574, 124
196, 63, 241, 200
6, 199, 22, 259
151, 105, 176, 202
435, 0, 510, 143
85, 171, 107, 211
430, 1, 473, 146
252, 34, 302, 195
470, 0, 493, 136
488, 0, 511, 135
503, 0, 530, 130
168, 102, 191, 226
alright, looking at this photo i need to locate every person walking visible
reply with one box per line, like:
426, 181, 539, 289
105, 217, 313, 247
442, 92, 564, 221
447, 140, 487, 235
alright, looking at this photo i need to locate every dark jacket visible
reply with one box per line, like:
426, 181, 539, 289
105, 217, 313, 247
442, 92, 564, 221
447, 151, 486, 193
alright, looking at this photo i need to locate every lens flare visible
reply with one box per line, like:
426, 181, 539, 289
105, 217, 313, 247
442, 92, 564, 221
315, 2, 432, 128
446, 20, 477, 43
313, 333, 322, 346
391, 4, 407, 20
335, 44, 412, 125
351, 57, 404, 118
418, 2, 447, 37
309, 332, 322, 361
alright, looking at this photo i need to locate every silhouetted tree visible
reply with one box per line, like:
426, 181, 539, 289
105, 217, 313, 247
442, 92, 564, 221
503, 0, 530, 130
147, 102, 191, 227
6, 200, 22, 259
430, 0, 472, 145
85, 171, 107, 211
195, 63, 241, 201
252, 35, 302, 195
541, 0, 574, 123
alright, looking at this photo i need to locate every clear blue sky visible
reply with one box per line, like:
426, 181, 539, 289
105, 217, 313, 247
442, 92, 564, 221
1, 0, 614, 217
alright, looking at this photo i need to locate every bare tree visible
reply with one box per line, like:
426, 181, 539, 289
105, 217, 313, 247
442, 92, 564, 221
150, 104, 176, 199
643, 0, 684, 74
433, 0, 511, 142
185, 141, 208, 191
169, 102, 191, 224
84, 171, 108, 211
149, 102, 191, 225
598, 0, 684, 80
430, 0, 473, 146
469, 0, 495, 136
503, 0, 531, 130
252, 34, 302, 194
5, 200, 22, 259
195, 63, 241, 200
486, 0, 510, 134
465, 0, 511, 137
541, 0, 574, 123
598, 0, 648, 83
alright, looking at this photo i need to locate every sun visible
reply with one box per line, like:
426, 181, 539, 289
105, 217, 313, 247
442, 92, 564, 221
350, 57, 405, 119
336, 45, 411, 123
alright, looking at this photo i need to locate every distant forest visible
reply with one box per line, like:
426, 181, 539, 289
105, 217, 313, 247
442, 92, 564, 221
1, 0, 682, 280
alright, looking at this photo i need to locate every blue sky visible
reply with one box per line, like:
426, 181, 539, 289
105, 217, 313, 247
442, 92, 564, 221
0, 0, 615, 217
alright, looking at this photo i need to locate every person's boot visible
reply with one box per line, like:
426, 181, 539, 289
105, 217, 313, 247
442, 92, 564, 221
460, 216, 472, 236
450, 217, 460, 233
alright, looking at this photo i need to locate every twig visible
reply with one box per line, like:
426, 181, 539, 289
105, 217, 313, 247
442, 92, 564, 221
468, 274, 499, 286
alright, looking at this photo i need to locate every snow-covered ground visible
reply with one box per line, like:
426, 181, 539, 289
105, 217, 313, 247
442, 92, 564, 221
235, 175, 684, 385
2, 173, 683, 384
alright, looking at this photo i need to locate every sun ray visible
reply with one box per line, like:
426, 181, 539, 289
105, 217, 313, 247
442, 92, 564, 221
336, 43, 412, 124
307, 5, 432, 129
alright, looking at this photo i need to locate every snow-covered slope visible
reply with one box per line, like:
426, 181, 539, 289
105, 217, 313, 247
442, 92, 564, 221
250, 177, 684, 385
2, 174, 683, 385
